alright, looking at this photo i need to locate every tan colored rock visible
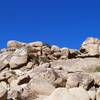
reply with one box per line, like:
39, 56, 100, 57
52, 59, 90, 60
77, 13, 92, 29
8, 85, 23, 100
28, 41, 44, 47
0, 84, 7, 100
32, 67, 57, 84
51, 45, 60, 52
80, 37, 99, 56
0, 51, 13, 70
0, 82, 8, 89
66, 73, 81, 88
45, 87, 90, 100
96, 87, 100, 100
91, 72, 100, 86
53, 52, 61, 58
42, 46, 51, 55
66, 72, 93, 89
69, 87, 90, 100
0, 70, 14, 82
51, 58, 100, 72
60, 47, 69, 59
7, 40, 26, 48
44, 88, 77, 100
26, 62, 34, 69
88, 91, 96, 100
28, 80, 55, 95
9, 47, 28, 69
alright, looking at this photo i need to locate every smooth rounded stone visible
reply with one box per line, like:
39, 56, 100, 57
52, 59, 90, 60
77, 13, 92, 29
44, 88, 77, 100
60, 47, 69, 58
80, 37, 99, 56
0, 84, 7, 100
82, 37, 99, 45
28, 41, 44, 47
45, 87, 90, 100
88, 91, 96, 100
96, 87, 100, 100
69, 87, 90, 100
7, 40, 26, 48
9, 47, 28, 69
28, 80, 55, 95
51, 45, 60, 52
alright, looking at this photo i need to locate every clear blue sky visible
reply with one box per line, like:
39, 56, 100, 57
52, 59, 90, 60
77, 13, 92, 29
0, 0, 100, 49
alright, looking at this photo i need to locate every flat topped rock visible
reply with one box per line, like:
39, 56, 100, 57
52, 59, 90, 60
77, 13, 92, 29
51, 58, 100, 72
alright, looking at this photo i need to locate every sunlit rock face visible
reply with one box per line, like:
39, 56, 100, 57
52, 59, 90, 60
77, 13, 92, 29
0, 37, 100, 100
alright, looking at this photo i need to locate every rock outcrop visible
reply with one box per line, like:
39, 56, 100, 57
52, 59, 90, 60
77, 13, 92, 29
0, 37, 100, 100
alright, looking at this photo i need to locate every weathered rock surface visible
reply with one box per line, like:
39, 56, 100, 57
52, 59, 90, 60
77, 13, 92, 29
0, 84, 7, 100
9, 47, 28, 69
0, 37, 99, 100
45, 87, 90, 100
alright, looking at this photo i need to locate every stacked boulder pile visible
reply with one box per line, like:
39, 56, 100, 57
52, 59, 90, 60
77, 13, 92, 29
0, 37, 100, 100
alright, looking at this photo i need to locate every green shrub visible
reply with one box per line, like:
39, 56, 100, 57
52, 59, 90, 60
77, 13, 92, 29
95, 67, 100, 72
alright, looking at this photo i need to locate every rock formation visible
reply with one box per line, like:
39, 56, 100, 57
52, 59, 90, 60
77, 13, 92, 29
0, 37, 100, 100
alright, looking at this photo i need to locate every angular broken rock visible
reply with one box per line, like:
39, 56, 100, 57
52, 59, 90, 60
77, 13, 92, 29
9, 47, 28, 69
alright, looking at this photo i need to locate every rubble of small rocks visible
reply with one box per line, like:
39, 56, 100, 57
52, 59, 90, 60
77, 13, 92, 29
0, 37, 100, 100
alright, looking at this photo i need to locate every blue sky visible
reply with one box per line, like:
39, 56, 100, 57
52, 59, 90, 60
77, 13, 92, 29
0, 0, 100, 49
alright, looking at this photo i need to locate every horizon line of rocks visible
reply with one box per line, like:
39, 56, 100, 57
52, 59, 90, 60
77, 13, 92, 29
1, 37, 100, 58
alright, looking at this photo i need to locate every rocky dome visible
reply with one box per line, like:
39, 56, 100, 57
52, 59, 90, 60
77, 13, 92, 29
0, 37, 100, 100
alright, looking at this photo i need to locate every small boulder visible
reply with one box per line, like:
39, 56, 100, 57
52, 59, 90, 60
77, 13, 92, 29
80, 37, 99, 56
9, 47, 28, 69
7, 40, 26, 48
